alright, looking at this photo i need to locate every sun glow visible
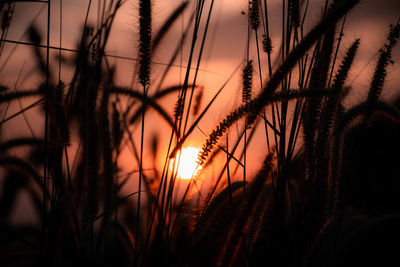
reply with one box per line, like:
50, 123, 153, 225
170, 147, 202, 180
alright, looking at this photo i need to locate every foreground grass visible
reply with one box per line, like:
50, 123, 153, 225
0, 0, 400, 266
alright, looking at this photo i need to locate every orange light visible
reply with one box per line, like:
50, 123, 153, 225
170, 147, 202, 180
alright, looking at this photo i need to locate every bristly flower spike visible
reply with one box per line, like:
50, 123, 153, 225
242, 60, 253, 104
138, 0, 152, 87
249, 0, 260, 30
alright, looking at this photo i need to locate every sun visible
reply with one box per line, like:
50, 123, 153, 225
170, 147, 202, 180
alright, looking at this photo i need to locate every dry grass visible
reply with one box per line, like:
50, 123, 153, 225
0, 0, 400, 266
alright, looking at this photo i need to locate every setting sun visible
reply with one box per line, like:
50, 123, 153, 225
170, 147, 202, 180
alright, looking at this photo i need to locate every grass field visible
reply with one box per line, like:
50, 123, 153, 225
0, 0, 400, 266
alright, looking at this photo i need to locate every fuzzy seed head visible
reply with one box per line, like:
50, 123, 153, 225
242, 60, 253, 104
249, 0, 260, 30
262, 34, 273, 54
138, 0, 152, 87
174, 96, 184, 120
289, 0, 300, 28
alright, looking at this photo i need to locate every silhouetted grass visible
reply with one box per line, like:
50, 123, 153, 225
0, 0, 400, 266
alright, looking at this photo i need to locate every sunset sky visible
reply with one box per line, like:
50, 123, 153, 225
3, 0, 400, 88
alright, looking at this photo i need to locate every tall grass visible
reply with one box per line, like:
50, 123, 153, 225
0, 0, 400, 266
